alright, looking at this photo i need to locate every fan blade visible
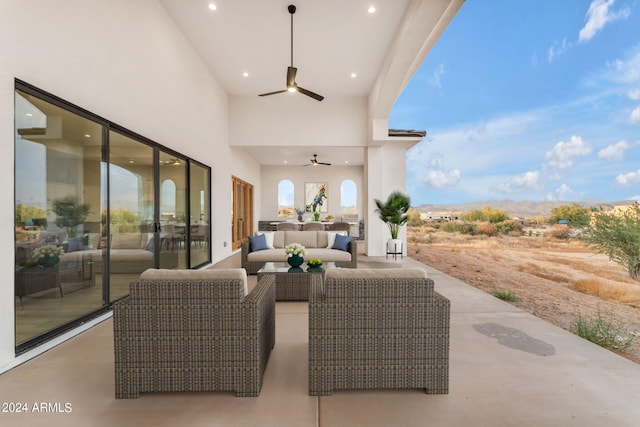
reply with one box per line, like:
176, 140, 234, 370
258, 89, 288, 97
287, 67, 297, 87
297, 86, 324, 101
318, 162, 332, 166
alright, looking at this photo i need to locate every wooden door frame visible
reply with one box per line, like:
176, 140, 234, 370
232, 176, 254, 250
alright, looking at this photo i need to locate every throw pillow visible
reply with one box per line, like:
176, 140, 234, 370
256, 231, 275, 249
326, 231, 347, 248
332, 234, 352, 252
248, 234, 268, 252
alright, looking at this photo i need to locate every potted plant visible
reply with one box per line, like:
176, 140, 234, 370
50, 196, 91, 250
374, 191, 411, 254
295, 207, 306, 222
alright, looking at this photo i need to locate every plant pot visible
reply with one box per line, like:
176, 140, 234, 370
387, 239, 403, 254
287, 255, 304, 268
38, 255, 60, 267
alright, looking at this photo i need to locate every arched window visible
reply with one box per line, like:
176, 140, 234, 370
161, 179, 177, 221
340, 180, 357, 216
278, 179, 294, 217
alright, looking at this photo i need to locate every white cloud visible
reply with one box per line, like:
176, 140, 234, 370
548, 37, 572, 63
598, 140, 630, 161
497, 171, 541, 194
629, 89, 640, 100
429, 64, 445, 89
555, 184, 574, 201
579, 0, 630, 43
422, 169, 461, 188
615, 169, 640, 185
545, 135, 592, 169
630, 106, 640, 124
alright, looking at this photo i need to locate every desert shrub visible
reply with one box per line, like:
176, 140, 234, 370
475, 221, 497, 237
573, 308, 634, 350
549, 203, 591, 228
406, 208, 424, 227
493, 288, 519, 302
545, 224, 571, 240
584, 204, 640, 280
441, 221, 476, 234
496, 220, 523, 235
461, 206, 509, 224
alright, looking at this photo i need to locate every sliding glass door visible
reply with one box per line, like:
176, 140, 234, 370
14, 80, 211, 353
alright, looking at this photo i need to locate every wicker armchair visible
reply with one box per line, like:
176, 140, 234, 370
113, 268, 276, 398
309, 268, 450, 396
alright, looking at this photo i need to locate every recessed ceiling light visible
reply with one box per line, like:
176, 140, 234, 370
368, 6, 376, 14
283, 160, 288, 164
242, 72, 249, 77
84, 134, 91, 138
208, 3, 217, 11
350, 72, 357, 78
345, 160, 350, 164
25, 113, 33, 117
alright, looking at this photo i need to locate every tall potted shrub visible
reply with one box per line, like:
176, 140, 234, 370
51, 196, 91, 249
374, 191, 411, 253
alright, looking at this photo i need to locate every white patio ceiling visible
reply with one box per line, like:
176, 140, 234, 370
159, 0, 462, 166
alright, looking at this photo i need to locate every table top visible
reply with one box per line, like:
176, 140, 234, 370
258, 261, 337, 274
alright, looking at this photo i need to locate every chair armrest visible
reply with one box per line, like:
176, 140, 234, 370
241, 240, 250, 269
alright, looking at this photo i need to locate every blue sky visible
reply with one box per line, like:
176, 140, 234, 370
391, 0, 640, 205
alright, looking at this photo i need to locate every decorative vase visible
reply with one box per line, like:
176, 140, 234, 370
38, 255, 60, 267
287, 255, 304, 268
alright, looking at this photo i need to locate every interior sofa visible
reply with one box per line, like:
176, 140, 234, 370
113, 268, 276, 398
309, 268, 450, 396
59, 232, 178, 274
241, 230, 357, 275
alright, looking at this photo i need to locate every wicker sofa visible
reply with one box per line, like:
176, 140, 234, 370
308, 268, 450, 396
113, 268, 276, 398
241, 230, 357, 275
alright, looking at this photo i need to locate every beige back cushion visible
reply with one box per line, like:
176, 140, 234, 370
111, 233, 144, 249
140, 268, 248, 296
273, 231, 285, 248
284, 230, 318, 248
325, 268, 427, 281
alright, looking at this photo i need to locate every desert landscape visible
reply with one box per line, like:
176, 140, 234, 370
407, 226, 640, 364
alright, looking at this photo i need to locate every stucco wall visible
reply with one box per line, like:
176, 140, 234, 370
0, 0, 260, 369
261, 165, 364, 221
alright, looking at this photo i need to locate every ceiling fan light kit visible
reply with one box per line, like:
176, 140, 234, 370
258, 4, 324, 101
304, 154, 331, 166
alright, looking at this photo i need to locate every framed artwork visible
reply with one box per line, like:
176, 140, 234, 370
305, 182, 328, 213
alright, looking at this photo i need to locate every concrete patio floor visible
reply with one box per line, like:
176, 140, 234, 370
1, 255, 639, 426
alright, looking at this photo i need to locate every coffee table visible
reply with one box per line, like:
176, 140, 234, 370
257, 262, 337, 301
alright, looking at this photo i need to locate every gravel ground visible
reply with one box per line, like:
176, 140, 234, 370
407, 229, 640, 365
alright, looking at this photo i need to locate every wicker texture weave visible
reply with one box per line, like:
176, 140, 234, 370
308, 269, 450, 396
113, 273, 275, 398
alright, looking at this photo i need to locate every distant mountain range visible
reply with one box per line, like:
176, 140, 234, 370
416, 199, 638, 219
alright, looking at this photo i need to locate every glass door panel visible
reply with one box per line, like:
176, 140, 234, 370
108, 131, 154, 301
14, 89, 105, 348
159, 151, 187, 269
190, 162, 210, 268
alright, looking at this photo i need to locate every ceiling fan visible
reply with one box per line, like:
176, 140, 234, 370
304, 154, 331, 166
258, 5, 324, 101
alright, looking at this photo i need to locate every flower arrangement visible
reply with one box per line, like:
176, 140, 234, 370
284, 243, 306, 257
32, 245, 64, 259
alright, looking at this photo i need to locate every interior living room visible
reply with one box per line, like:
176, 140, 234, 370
2, 1, 640, 426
